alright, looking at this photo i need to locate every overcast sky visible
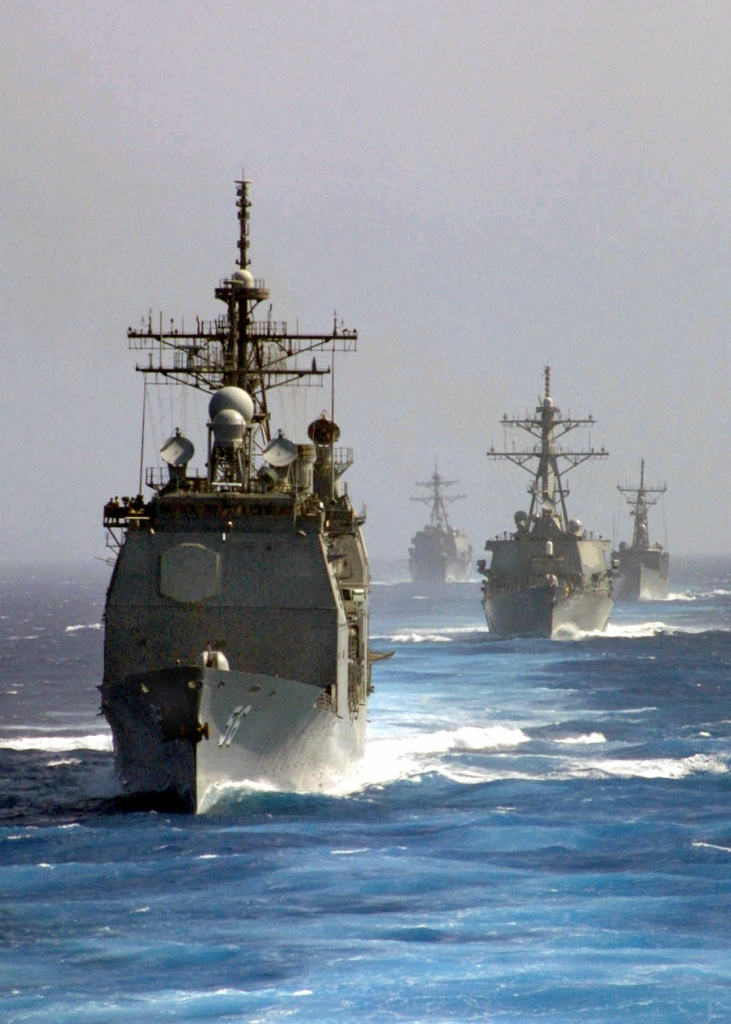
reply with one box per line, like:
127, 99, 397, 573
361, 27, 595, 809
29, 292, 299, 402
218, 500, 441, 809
2, 0, 729, 568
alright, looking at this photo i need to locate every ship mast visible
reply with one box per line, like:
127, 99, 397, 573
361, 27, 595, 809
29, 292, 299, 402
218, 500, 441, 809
487, 366, 608, 532
126, 177, 357, 463
411, 468, 465, 531
617, 458, 666, 550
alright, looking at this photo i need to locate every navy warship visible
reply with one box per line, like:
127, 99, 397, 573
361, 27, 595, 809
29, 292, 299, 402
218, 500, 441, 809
612, 459, 669, 600
100, 178, 370, 812
477, 368, 613, 637
408, 468, 473, 583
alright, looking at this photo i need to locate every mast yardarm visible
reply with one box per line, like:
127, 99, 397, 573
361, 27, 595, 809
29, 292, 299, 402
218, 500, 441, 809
411, 468, 466, 531
126, 178, 357, 451
486, 366, 608, 530
617, 458, 667, 550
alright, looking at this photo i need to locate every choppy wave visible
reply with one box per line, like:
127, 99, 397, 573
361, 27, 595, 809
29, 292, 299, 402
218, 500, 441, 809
389, 632, 453, 643
554, 732, 606, 744
0, 733, 112, 752
65, 622, 102, 632
327, 726, 527, 794
605, 621, 677, 638
377, 620, 727, 644
555, 620, 728, 640
337, 730, 728, 792
567, 752, 728, 780
668, 587, 731, 601
378, 625, 489, 643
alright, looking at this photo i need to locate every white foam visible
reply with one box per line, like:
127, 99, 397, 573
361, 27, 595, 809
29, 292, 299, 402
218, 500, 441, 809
65, 622, 102, 632
330, 724, 531, 795
389, 632, 453, 643
568, 752, 728, 780
554, 732, 606, 745
0, 733, 112, 752
605, 621, 677, 638
693, 841, 731, 854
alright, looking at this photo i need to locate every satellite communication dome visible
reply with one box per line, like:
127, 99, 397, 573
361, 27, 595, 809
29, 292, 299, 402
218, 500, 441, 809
231, 268, 255, 289
208, 386, 254, 424
543, 396, 554, 410
211, 408, 246, 447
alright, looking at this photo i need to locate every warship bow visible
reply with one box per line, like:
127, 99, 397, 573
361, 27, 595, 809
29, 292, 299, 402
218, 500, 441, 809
100, 178, 370, 811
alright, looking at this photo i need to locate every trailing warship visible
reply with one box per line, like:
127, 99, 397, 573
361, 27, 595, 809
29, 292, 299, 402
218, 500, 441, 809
477, 368, 613, 638
408, 468, 473, 583
100, 178, 370, 812
612, 459, 669, 600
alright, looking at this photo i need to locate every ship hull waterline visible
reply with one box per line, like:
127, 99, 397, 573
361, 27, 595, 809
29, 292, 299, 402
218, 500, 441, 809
409, 554, 472, 585
482, 586, 612, 639
613, 559, 670, 602
101, 665, 366, 813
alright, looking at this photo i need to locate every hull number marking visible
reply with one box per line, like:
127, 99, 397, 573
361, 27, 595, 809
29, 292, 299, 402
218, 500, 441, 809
219, 704, 252, 747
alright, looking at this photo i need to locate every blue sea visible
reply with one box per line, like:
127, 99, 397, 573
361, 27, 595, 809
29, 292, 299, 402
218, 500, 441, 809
1, 557, 730, 1023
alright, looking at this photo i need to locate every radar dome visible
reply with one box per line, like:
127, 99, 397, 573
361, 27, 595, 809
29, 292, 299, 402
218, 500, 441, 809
231, 268, 255, 289
211, 408, 246, 447
208, 386, 254, 425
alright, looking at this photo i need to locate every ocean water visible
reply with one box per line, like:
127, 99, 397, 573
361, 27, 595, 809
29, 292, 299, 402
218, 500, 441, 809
1, 557, 730, 1023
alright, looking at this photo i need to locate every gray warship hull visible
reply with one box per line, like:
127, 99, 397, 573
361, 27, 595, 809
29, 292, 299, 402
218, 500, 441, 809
480, 532, 613, 639
482, 586, 612, 638
102, 504, 368, 812
101, 664, 364, 813
409, 528, 472, 584
612, 548, 670, 601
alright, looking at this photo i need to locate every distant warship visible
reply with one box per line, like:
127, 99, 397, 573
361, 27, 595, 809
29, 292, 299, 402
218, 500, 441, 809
478, 368, 613, 638
612, 459, 669, 600
408, 469, 473, 583
100, 178, 370, 812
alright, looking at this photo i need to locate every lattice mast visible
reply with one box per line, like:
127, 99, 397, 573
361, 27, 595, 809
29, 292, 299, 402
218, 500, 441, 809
411, 469, 465, 530
617, 458, 666, 550
487, 366, 607, 529
127, 178, 357, 457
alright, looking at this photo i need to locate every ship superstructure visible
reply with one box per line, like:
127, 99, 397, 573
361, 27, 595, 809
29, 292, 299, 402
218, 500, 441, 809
612, 459, 669, 600
100, 178, 370, 811
408, 469, 472, 583
478, 368, 613, 637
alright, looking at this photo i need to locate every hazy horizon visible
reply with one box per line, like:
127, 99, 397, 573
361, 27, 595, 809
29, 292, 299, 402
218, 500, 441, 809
2, 1, 729, 564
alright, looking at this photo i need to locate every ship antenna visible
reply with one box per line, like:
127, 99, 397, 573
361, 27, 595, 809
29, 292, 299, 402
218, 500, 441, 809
544, 365, 551, 400
235, 175, 251, 269
330, 314, 336, 497
138, 378, 148, 495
